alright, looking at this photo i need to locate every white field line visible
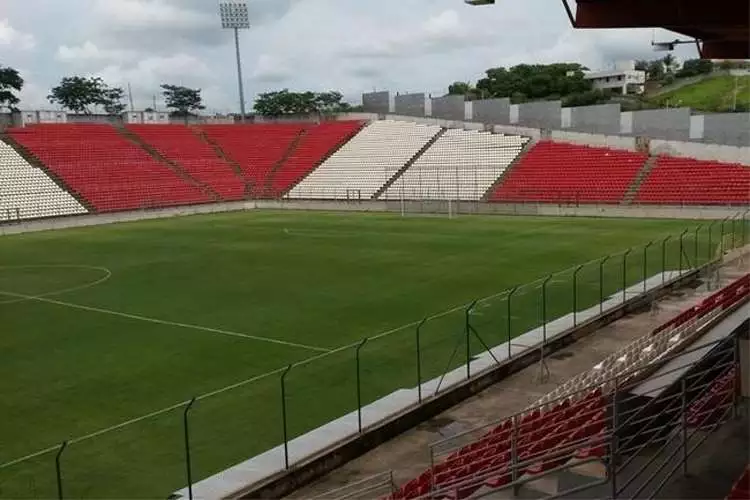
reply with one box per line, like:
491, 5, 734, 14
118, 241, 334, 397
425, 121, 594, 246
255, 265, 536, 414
0, 265, 113, 305
0, 290, 332, 354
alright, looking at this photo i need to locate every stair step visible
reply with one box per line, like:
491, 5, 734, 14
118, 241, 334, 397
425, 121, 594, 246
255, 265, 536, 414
372, 127, 447, 200
116, 125, 221, 202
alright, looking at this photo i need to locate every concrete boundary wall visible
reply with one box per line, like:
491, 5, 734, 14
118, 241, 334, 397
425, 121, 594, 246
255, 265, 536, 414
550, 130, 638, 151
650, 139, 750, 165
2, 200, 746, 237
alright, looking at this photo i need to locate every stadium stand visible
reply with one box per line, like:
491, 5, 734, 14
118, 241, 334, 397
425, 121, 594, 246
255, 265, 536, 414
7, 124, 210, 212
387, 274, 749, 500
267, 120, 365, 198
198, 123, 305, 198
635, 156, 750, 206
126, 125, 247, 201
489, 141, 648, 204
380, 129, 528, 201
0, 139, 86, 220
287, 120, 443, 200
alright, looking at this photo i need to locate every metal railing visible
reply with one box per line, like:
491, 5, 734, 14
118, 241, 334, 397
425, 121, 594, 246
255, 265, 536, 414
421, 335, 742, 500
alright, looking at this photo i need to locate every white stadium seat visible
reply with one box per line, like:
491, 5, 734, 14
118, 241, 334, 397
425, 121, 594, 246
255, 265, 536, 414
381, 128, 529, 201
287, 120, 443, 200
0, 140, 87, 221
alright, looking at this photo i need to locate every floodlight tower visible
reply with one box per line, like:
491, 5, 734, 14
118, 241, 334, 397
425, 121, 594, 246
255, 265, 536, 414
219, 1, 250, 122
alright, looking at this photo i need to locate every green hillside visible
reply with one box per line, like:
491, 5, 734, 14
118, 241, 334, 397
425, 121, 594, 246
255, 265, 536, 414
649, 75, 750, 112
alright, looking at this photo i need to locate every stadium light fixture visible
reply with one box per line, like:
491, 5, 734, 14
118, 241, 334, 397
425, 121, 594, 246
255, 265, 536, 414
219, 1, 250, 122
465, 0, 495, 5
652, 39, 696, 52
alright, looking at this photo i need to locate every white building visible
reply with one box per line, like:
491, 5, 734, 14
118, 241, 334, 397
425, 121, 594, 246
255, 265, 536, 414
583, 61, 646, 95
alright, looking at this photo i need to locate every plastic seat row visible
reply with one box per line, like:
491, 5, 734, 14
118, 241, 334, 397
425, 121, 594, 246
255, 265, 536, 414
380, 129, 528, 201
127, 125, 247, 201
686, 367, 736, 427
636, 156, 750, 206
0, 139, 87, 220
489, 141, 648, 204
6, 124, 211, 212
288, 120, 443, 200
388, 389, 607, 500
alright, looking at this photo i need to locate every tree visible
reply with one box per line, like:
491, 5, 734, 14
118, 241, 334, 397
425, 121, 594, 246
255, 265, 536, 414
161, 84, 205, 118
662, 54, 679, 74
0, 66, 24, 111
561, 89, 612, 107
99, 86, 126, 115
647, 60, 665, 81
48, 76, 124, 115
634, 60, 649, 72
475, 63, 592, 103
253, 89, 353, 116
677, 59, 714, 78
447, 81, 483, 100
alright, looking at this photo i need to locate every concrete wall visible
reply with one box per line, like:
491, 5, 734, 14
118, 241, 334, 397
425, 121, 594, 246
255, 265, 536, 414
702, 113, 750, 147
650, 139, 750, 166
518, 100, 562, 130
550, 130, 638, 151
430, 95, 465, 121
394, 93, 426, 117
4, 199, 746, 237
0, 113, 12, 130
566, 104, 621, 135
362, 91, 391, 114
471, 98, 510, 125
630, 108, 692, 141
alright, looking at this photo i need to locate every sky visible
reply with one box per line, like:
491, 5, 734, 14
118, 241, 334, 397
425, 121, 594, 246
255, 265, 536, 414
0, 0, 698, 114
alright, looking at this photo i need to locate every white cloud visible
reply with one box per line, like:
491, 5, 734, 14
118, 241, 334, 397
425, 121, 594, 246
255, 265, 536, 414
0, 18, 35, 50
252, 54, 293, 83
56, 41, 137, 63
92, 0, 213, 31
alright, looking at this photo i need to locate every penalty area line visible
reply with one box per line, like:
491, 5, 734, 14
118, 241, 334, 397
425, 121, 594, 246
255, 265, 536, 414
0, 290, 332, 354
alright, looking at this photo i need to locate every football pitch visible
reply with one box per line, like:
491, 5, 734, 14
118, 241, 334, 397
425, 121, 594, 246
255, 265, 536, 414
0, 211, 712, 498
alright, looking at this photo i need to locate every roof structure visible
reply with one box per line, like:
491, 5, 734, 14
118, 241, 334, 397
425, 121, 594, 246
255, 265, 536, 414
571, 0, 749, 59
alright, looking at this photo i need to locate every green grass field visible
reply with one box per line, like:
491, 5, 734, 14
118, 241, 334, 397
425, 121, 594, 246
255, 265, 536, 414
0, 211, 723, 498
650, 75, 750, 112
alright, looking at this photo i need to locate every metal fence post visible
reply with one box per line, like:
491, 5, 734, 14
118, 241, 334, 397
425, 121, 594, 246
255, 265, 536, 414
643, 241, 653, 293
55, 441, 67, 500
599, 255, 610, 315
708, 220, 717, 262
694, 225, 702, 269
720, 217, 728, 255
742, 210, 749, 247
573, 265, 584, 326
280, 364, 293, 469
610, 376, 619, 499
465, 300, 478, 380
622, 248, 632, 303
541, 275, 552, 345
507, 286, 519, 360
679, 229, 688, 275
356, 338, 368, 433
183, 397, 197, 500
416, 318, 426, 404
661, 236, 672, 283
681, 378, 688, 476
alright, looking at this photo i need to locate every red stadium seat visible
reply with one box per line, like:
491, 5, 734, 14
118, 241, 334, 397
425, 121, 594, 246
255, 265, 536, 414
489, 141, 647, 204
